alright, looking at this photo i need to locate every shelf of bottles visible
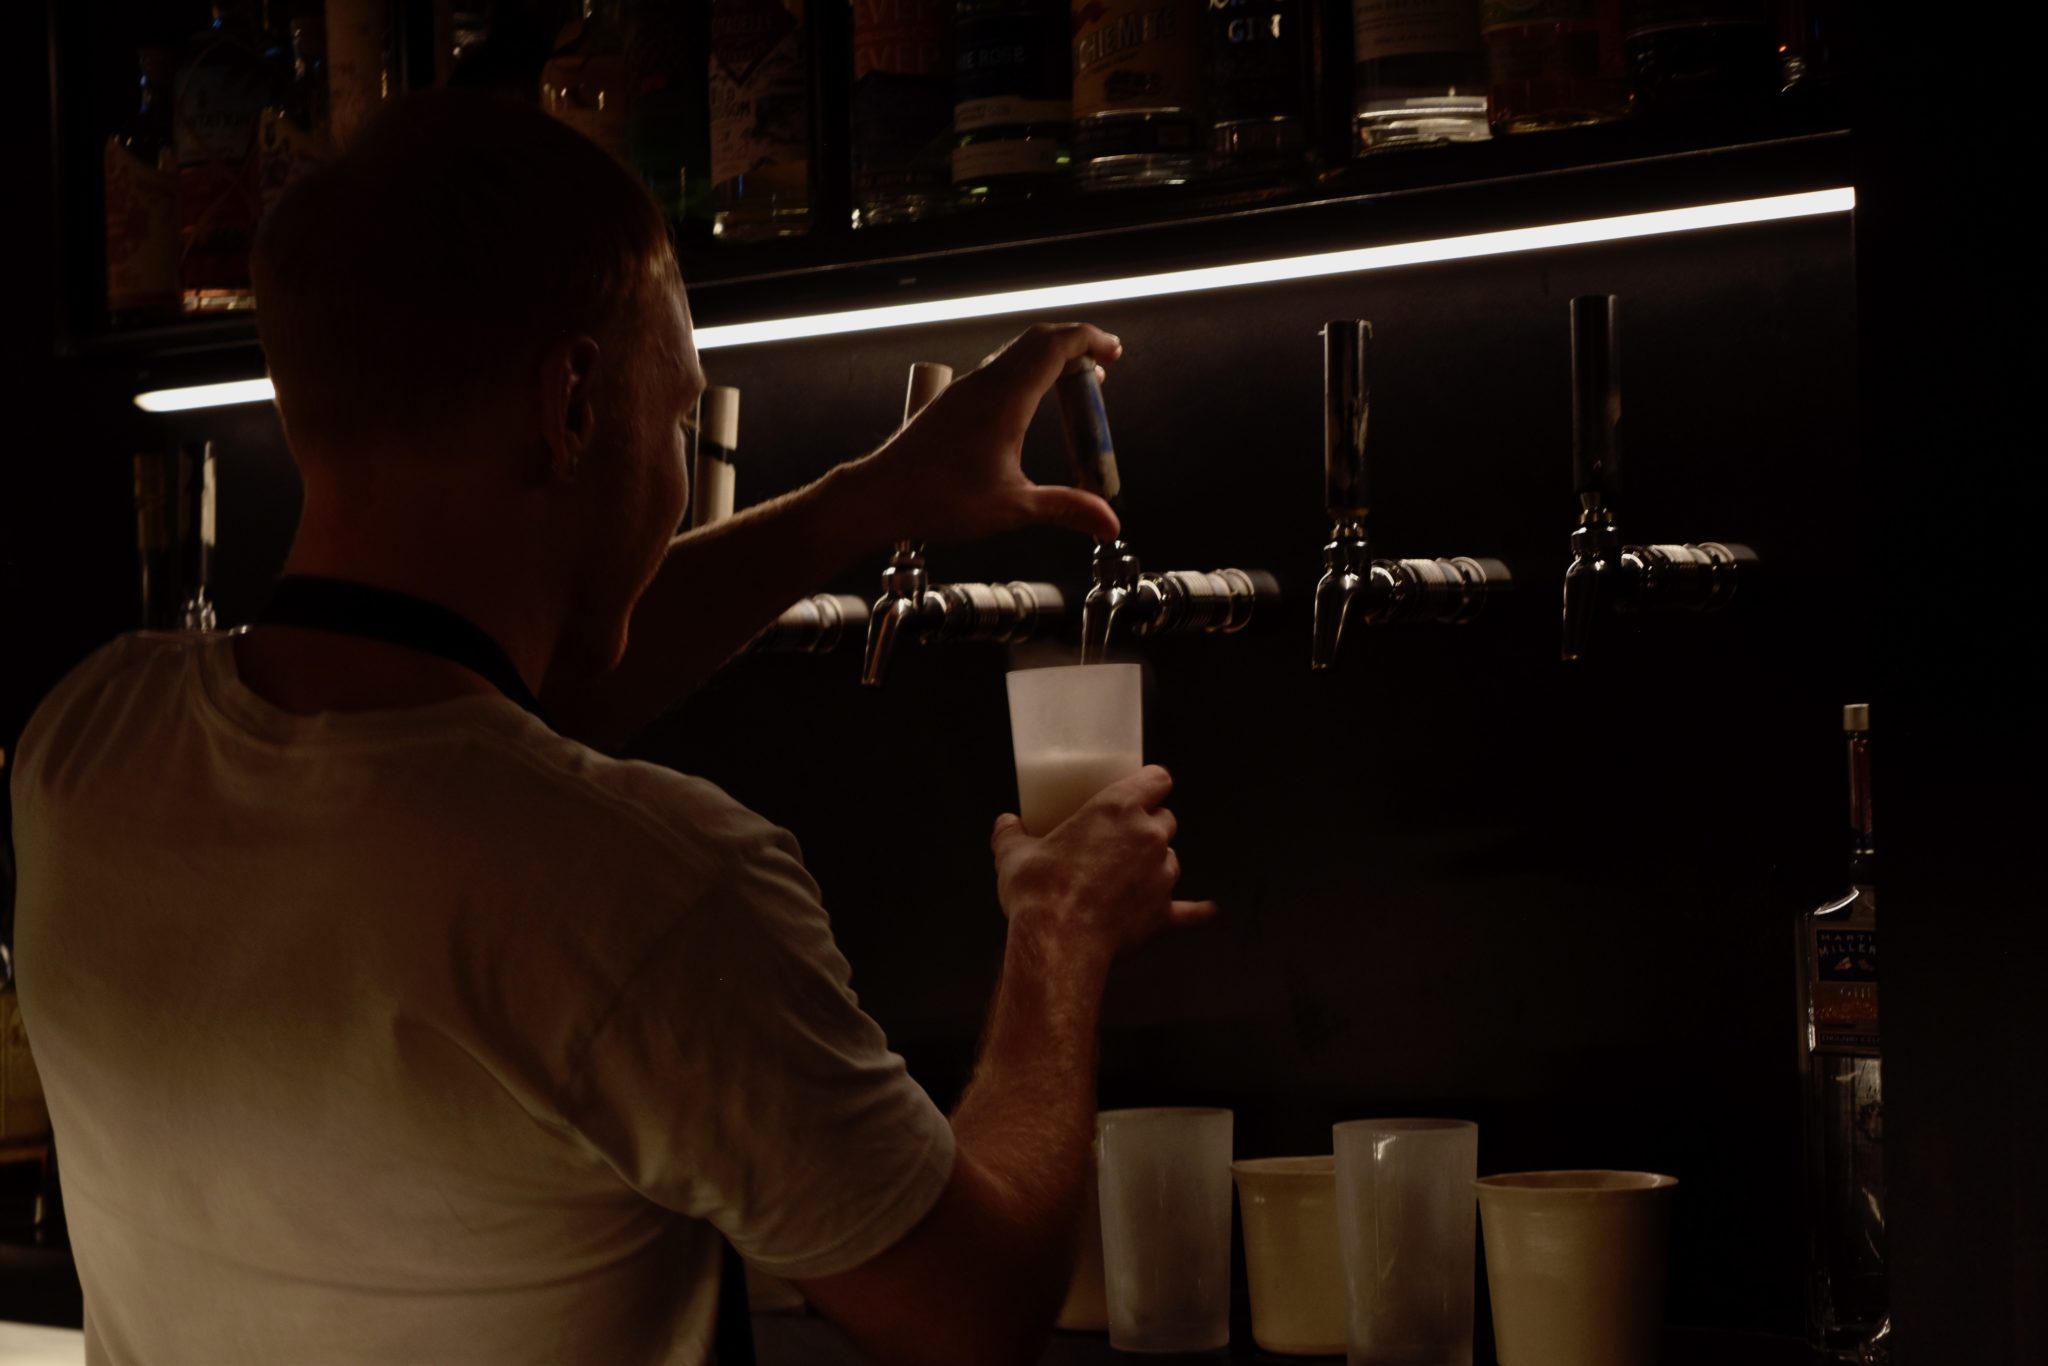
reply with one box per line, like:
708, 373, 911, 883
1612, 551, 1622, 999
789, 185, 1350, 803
62, 1, 1849, 360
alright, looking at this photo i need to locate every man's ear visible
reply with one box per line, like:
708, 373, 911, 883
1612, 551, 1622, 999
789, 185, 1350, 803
537, 337, 602, 484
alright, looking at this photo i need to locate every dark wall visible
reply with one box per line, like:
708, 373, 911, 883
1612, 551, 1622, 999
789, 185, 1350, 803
128, 214, 1858, 1338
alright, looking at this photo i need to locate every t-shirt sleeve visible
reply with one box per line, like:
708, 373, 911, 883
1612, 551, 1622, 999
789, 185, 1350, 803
564, 819, 957, 1281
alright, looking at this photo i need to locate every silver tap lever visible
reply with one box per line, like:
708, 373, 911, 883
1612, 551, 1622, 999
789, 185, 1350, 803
863, 364, 953, 686
1311, 321, 1512, 671
752, 594, 871, 654
1560, 295, 1756, 662
1055, 357, 1274, 661
863, 364, 1068, 684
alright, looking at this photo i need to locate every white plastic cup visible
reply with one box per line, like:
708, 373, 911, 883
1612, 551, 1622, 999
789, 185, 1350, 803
1055, 1135, 1109, 1332
1475, 1171, 1678, 1366
1005, 664, 1142, 836
1232, 1156, 1348, 1356
1333, 1118, 1479, 1366
1097, 1107, 1234, 1353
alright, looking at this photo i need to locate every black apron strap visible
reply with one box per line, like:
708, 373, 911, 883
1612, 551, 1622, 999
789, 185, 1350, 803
254, 575, 545, 720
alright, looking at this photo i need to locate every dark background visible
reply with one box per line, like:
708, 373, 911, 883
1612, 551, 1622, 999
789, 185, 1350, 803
6, 4, 2042, 1362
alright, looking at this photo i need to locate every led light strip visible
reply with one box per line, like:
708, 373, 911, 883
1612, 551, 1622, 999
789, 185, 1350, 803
134, 187, 1854, 412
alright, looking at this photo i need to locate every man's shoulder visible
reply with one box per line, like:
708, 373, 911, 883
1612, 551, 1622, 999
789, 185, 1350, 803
15, 632, 201, 777
485, 726, 797, 884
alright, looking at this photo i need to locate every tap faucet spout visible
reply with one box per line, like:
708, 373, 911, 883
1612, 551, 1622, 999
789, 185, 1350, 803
1312, 522, 1369, 670
1081, 539, 1141, 664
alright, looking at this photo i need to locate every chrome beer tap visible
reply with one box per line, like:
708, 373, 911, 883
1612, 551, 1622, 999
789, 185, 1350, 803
861, 362, 1064, 686
751, 594, 872, 654
1559, 295, 1757, 662
1053, 358, 1277, 664
1310, 321, 1512, 671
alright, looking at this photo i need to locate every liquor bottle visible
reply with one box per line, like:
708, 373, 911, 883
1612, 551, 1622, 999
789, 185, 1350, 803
175, 2, 275, 313
630, 0, 715, 235
691, 387, 741, 529
1622, 0, 1776, 122
851, 0, 954, 227
711, 0, 814, 240
259, 7, 333, 216
1480, 0, 1628, 135
104, 48, 181, 327
1207, 0, 1316, 177
1351, 0, 1489, 153
951, 0, 1071, 206
1071, 0, 1208, 190
1778, 0, 1849, 110
326, 0, 392, 150
541, 0, 635, 164
1797, 703, 1888, 1359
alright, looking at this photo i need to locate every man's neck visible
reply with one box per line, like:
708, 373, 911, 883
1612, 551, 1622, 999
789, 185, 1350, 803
234, 496, 566, 716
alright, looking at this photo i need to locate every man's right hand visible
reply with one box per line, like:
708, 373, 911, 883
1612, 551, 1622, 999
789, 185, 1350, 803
990, 765, 1218, 972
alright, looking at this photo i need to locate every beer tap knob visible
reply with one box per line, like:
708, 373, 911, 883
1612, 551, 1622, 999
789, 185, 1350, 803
1311, 321, 1511, 672
1055, 357, 1274, 661
1560, 295, 1756, 662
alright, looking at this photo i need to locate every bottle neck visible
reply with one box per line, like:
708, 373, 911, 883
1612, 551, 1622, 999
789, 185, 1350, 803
1846, 729, 1874, 883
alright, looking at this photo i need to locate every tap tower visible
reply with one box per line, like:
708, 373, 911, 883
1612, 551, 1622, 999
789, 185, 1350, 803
1309, 321, 1511, 670
1559, 295, 1757, 661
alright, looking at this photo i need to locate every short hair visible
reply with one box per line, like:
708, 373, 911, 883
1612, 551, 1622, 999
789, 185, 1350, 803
253, 90, 676, 450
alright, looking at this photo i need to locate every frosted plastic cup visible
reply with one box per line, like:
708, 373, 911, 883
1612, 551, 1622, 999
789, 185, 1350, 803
1334, 1118, 1479, 1366
1055, 1135, 1109, 1332
1232, 1156, 1348, 1356
1005, 664, 1143, 836
1097, 1107, 1234, 1353
1475, 1171, 1678, 1366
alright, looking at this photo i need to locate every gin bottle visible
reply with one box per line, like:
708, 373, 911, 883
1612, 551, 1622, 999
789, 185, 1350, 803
1797, 703, 1888, 1359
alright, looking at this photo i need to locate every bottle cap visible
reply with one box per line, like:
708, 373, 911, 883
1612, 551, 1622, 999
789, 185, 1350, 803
1843, 703, 1870, 732
904, 362, 952, 421
701, 386, 739, 453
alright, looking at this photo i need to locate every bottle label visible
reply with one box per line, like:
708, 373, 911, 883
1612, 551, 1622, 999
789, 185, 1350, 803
852, 0, 953, 201
1481, 0, 1595, 31
1810, 916, 1879, 1056
1212, 0, 1312, 125
711, 0, 810, 188
955, 3, 1071, 132
1622, 0, 1768, 36
326, 0, 388, 151
1072, 1, 1205, 120
174, 48, 269, 295
1355, 0, 1481, 61
104, 139, 180, 313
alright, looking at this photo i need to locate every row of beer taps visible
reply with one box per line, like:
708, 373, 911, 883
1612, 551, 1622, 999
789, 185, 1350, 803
751, 294, 1756, 678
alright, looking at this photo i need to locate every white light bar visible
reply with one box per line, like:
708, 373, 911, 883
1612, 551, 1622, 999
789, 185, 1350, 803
696, 188, 1854, 350
134, 187, 1853, 411
132, 377, 277, 413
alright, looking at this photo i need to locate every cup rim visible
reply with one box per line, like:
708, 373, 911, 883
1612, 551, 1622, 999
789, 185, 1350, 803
1230, 1155, 1333, 1179
1097, 1106, 1234, 1124
1474, 1170, 1679, 1197
1333, 1117, 1478, 1135
1006, 662, 1142, 682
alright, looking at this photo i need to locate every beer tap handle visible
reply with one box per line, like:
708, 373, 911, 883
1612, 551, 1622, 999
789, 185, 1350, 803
1571, 294, 1622, 513
1323, 320, 1371, 524
1055, 356, 1122, 511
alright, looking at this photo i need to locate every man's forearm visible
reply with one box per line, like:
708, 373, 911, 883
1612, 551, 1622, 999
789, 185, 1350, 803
548, 458, 889, 749
948, 924, 1110, 1314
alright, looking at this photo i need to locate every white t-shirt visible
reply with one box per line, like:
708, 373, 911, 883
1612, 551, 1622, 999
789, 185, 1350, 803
10, 632, 956, 1366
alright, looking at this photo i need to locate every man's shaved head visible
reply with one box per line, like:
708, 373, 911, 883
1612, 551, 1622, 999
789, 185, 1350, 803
253, 90, 680, 455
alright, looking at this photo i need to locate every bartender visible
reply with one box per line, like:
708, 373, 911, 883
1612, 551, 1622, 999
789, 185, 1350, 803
10, 92, 1211, 1365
